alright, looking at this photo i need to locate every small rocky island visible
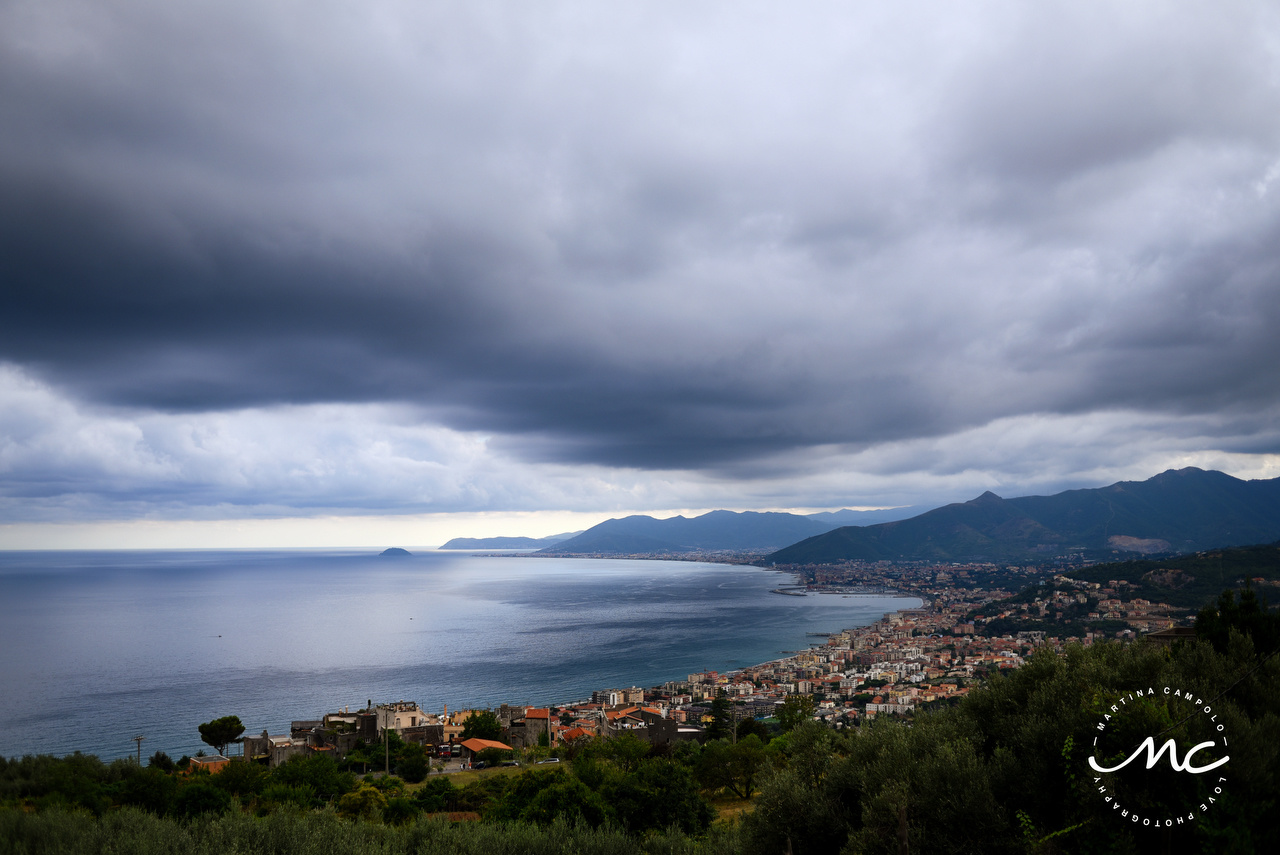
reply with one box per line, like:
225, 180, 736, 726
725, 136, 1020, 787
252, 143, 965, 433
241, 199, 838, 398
379, 547, 412, 557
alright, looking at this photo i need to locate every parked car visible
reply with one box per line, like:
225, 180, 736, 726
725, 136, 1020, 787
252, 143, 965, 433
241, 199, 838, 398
537, 757, 560, 764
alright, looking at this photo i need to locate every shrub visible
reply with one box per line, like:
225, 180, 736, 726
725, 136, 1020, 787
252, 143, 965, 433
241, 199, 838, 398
173, 782, 231, 819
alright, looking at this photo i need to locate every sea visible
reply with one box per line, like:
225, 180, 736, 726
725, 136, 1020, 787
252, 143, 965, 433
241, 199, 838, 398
0, 549, 920, 762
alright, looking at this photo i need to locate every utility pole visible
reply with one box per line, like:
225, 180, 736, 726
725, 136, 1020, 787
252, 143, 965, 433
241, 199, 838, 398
132, 735, 145, 764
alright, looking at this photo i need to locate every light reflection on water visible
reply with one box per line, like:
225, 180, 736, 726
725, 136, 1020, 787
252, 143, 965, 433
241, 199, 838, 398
0, 549, 918, 761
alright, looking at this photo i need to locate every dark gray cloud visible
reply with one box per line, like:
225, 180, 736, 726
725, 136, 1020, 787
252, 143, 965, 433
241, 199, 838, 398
2, 1, 1279, 524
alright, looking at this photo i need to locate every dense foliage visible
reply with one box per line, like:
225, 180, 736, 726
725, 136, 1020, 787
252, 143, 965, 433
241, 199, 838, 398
0, 808, 739, 855
0, 730, 719, 843
741, 590, 1280, 854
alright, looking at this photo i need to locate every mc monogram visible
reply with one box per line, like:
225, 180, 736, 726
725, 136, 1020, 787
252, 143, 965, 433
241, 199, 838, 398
1088, 736, 1229, 775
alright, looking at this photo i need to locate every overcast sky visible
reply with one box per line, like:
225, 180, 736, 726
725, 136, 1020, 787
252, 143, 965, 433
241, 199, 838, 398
3, 1, 1279, 547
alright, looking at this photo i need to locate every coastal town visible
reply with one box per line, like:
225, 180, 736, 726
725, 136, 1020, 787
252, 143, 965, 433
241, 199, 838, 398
218, 558, 1198, 770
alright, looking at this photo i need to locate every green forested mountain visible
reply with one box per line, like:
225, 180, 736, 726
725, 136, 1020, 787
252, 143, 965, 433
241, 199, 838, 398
767, 468, 1280, 564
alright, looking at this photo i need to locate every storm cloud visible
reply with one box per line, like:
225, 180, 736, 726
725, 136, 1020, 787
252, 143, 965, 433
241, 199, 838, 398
2, 1, 1279, 528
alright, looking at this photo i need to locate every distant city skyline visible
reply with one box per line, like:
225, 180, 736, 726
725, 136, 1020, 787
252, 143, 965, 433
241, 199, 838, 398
3, 2, 1279, 548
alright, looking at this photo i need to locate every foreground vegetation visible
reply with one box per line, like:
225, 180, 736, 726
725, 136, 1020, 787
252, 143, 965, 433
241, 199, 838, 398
0, 808, 739, 855
3, 588, 1277, 854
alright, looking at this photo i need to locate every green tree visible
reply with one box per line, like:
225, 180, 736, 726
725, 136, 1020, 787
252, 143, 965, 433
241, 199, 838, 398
412, 776, 456, 812
452, 774, 513, 812
1196, 585, 1280, 656
173, 781, 231, 818
726, 734, 767, 799
336, 784, 386, 820
602, 759, 712, 835
396, 743, 428, 783
489, 767, 571, 821
488, 766, 611, 829
197, 715, 245, 756
367, 774, 405, 795
271, 754, 355, 805
382, 795, 418, 825
522, 776, 610, 827
776, 695, 815, 732
695, 739, 733, 793
211, 758, 268, 798
736, 717, 771, 742
599, 731, 650, 774
461, 710, 503, 741
146, 751, 175, 773
115, 764, 177, 815
705, 692, 734, 741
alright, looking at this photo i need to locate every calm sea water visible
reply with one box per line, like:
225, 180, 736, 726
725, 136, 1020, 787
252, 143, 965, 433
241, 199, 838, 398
0, 549, 918, 762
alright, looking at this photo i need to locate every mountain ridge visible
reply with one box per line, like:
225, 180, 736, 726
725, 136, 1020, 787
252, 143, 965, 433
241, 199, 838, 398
439, 531, 580, 550
534, 506, 933, 555
766, 468, 1280, 564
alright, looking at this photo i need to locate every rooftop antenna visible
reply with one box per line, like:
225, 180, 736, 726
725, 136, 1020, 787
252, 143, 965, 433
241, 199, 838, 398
132, 735, 145, 764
